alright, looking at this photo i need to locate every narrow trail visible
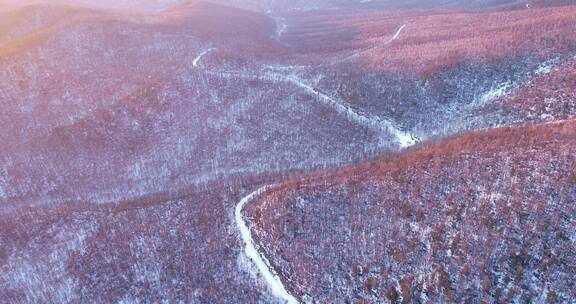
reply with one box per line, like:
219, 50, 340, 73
205, 56, 414, 297
390, 24, 407, 41
283, 74, 418, 148
235, 186, 299, 304
207, 69, 419, 148
339, 23, 408, 63
193, 48, 215, 67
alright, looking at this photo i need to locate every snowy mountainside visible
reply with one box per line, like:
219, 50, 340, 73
247, 120, 576, 302
0, 2, 394, 211
0, 1, 574, 303
278, 5, 576, 140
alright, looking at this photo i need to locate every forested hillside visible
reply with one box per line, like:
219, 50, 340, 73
248, 120, 576, 302
0, 1, 574, 302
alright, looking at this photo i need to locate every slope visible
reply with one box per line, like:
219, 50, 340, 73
247, 119, 576, 302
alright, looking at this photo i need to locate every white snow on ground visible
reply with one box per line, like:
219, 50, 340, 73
390, 24, 407, 42
192, 48, 215, 67
0, 178, 5, 199
473, 58, 562, 109
275, 18, 289, 39
235, 186, 299, 304
535, 58, 558, 75
478, 81, 514, 105
539, 96, 557, 121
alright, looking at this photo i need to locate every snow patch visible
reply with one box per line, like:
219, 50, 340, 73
393, 128, 419, 149
0, 175, 5, 199
540, 113, 555, 121
535, 58, 558, 75
235, 186, 299, 304
275, 18, 289, 39
478, 82, 514, 105
237, 249, 261, 282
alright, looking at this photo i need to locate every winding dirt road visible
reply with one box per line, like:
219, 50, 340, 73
235, 186, 299, 304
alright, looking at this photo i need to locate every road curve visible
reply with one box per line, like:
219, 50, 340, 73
193, 48, 215, 67
206, 68, 419, 149
390, 24, 407, 41
283, 74, 419, 148
235, 186, 299, 304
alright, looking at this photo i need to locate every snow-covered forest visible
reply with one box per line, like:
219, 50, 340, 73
0, 0, 574, 303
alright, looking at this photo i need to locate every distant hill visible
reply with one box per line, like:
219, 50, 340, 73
201, 0, 572, 12
0, 0, 571, 13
